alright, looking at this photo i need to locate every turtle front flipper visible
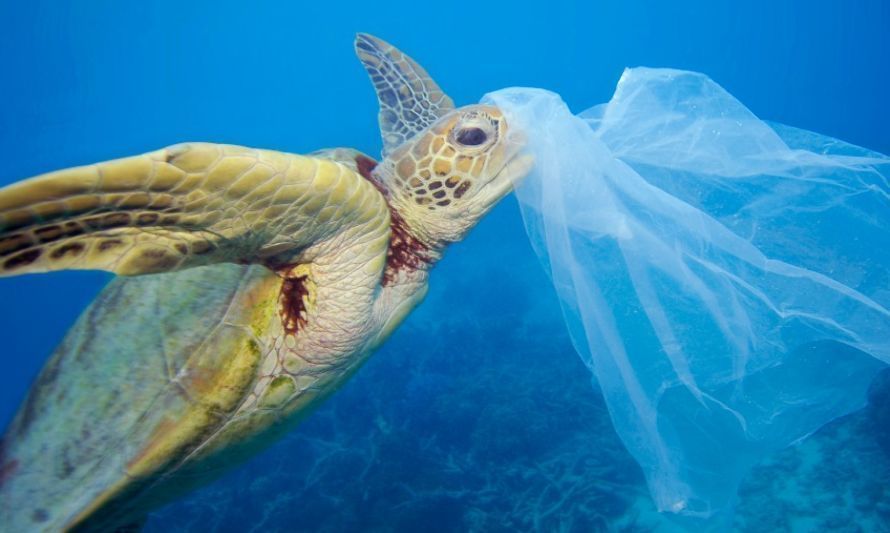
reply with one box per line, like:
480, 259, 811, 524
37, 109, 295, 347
0, 143, 390, 277
355, 33, 455, 156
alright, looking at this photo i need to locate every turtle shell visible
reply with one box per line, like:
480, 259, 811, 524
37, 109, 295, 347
0, 263, 302, 531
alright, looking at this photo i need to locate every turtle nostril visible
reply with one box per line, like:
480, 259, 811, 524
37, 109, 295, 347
456, 127, 487, 146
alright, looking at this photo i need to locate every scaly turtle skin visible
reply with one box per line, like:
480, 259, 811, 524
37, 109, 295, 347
0, 34, 532, 531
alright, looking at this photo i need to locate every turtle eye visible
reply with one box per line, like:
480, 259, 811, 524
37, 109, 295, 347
455, 127, 488, 146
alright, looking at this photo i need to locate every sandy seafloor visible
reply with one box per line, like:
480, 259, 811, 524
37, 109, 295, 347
0, 0, 888, 531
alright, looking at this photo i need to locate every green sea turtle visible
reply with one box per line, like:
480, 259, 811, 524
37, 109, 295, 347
0, 34, 531, 531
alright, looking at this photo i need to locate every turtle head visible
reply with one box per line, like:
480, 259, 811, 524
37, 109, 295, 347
381, 105, 530, 246
355, 33, 532, 250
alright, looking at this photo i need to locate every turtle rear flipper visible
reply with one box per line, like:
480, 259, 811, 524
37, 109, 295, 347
0, 143, 390, 277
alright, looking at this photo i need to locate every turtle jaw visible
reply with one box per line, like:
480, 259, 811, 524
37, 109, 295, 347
477, 152, 535, 212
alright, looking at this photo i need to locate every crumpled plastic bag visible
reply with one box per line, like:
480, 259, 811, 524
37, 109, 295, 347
483, 68, 890, 518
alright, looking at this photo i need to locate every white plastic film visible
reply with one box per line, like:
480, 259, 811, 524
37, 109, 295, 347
483, 68, 890, 518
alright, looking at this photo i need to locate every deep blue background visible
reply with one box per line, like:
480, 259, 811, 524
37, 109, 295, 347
0, 0, 887, 529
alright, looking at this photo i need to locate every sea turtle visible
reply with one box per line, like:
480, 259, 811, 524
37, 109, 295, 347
0, 34, 531, 531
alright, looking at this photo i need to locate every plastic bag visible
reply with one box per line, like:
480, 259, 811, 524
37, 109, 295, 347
483, 68, 890, 518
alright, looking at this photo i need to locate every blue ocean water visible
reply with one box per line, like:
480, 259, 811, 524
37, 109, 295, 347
0, 0, 888, 531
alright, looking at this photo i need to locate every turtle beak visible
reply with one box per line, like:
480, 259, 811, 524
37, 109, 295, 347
499, 152, 535, 188
485, 126, 534, 199
479, 152, 535, 212
497, 125, 532, 186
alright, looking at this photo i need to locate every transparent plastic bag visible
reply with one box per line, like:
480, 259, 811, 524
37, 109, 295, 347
483, 68, 890, 518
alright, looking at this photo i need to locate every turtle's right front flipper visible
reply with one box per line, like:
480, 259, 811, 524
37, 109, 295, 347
0, 143, 390, 277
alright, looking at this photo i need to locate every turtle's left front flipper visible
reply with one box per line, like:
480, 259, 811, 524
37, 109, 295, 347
0, 143, 390, 277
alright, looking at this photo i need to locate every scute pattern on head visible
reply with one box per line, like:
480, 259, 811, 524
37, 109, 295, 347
355, 33, 455, 156
389, 106, 505, 210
